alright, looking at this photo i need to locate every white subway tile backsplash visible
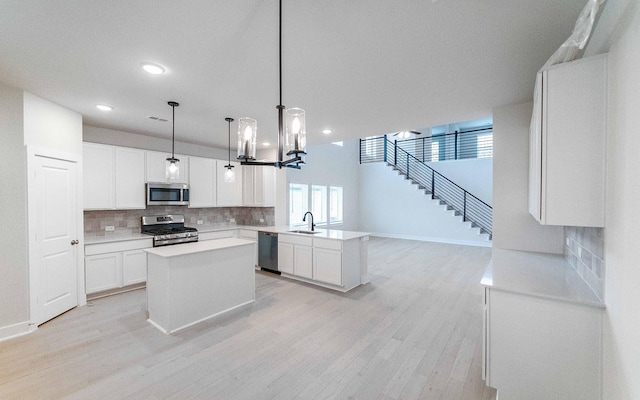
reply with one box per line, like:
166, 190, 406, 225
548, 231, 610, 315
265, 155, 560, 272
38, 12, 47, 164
564, 226, 605, 300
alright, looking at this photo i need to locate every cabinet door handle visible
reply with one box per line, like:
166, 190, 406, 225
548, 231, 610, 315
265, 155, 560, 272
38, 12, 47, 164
71, 239, 79, 245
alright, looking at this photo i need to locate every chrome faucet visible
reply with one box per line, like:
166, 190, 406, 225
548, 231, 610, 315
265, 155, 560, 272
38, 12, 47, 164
303, 211, 316, 231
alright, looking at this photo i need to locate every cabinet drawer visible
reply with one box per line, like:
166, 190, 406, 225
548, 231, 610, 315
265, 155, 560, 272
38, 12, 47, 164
279, 234, 313, 246
85, 238, 153, 256
313, 238, 342, 251
238, 229, 258, 240
199, 230, 236, 241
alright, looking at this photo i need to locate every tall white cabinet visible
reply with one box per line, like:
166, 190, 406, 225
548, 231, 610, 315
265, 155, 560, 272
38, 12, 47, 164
83, 143, 145, 210
216, 160, 243, 206
243, 166, 275, 206
528, 54, 607, 227
146, 150, 189, 183
188, 156, 217, 208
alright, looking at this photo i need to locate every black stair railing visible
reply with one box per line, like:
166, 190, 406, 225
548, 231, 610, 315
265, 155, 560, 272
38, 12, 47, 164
359, 135, 492, 237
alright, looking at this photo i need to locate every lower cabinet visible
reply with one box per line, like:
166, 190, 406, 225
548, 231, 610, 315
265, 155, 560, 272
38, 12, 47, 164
85, 239, 152, 295
277, 234, 365, 292
483, 287, 603, 399
313, 248, 342, 286
278, 234, 313, 278
293, 245, 313, 279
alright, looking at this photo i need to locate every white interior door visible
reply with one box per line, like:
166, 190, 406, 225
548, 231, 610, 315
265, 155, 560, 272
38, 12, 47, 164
31, 155, 79, 325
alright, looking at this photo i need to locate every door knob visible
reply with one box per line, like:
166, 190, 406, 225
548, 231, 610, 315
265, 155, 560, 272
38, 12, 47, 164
71, 239, 79, 245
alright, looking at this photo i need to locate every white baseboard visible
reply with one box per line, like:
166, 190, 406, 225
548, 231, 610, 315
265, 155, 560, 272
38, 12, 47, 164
0, 320, 36, 343
370, 232, 492, 248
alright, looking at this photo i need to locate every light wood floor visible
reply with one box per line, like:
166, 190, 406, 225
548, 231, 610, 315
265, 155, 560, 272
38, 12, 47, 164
0, 237, 497, 400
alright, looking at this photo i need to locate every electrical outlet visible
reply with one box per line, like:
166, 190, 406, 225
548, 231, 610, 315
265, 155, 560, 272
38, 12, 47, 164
197, 220, 204, 225
230, 218, 236, 223
259, 218, 264, 223
577, 247, 582, 258
105, 225, 115, 232
566, 238, 570, 246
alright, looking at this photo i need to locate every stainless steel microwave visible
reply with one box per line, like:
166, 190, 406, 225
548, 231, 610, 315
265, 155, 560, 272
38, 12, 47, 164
146, 182, 189, 206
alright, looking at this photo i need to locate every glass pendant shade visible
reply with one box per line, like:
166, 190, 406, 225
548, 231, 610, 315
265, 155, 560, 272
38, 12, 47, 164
224, 166, 235, 183
237, 117, 257, 160
285, 108, 306, 155
166, 158, 180, 181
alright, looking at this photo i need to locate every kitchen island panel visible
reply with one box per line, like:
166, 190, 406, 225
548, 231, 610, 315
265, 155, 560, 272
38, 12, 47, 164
146, 239, 255, 334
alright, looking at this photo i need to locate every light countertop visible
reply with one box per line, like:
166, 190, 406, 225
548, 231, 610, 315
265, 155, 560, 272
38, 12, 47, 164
481, 248, 604, 307
86, 224, 370, 245
256, 226, 370, 241
144, 238, 255, 258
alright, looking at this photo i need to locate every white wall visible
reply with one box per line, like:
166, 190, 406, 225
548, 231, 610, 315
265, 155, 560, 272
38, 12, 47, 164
588, 1, 640, 398
359, 162, 490, 245
427, 158, 493, 205
0, 84, 29, 337
282, 141, 360, 231
24, 92, 83, 154
492, 102, 564, 253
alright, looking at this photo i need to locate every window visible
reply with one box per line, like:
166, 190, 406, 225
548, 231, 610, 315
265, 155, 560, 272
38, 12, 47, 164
330, 186, 343, 224
289, 183, 343, 227
311, 185, 327, 225
477, 133, 493, 158
431, 141, 440, 162
289, 183, 308, 227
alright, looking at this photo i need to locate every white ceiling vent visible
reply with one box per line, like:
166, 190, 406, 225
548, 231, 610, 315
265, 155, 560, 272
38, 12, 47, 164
148, 116, 168, 122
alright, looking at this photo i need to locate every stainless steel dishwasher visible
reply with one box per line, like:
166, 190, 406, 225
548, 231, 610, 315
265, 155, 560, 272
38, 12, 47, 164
258, 231, 279, 274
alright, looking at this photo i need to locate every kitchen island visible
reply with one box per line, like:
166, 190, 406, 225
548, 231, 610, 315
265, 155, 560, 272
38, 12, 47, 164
144, 238, 256, 334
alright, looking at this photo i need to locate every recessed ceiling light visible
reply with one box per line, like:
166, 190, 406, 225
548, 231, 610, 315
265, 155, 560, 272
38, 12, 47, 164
96, 104, 113, 111
262, 142, 271, 146
322, 129, 332, 134
140, 62, 165, 75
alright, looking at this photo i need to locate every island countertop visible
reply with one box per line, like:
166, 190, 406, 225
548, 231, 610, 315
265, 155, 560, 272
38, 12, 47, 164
144, 237, 254, 258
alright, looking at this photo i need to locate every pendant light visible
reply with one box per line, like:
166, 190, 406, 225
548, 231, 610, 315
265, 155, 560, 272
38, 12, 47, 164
224, 117, 236, 183
237, 0, 306, 169
166, 101, 180, 181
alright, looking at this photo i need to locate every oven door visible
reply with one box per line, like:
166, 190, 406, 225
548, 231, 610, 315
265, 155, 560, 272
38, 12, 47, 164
146, 183, 189, 205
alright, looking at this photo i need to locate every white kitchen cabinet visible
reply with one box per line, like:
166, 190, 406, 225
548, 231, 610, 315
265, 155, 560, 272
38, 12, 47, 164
277, 233, 367, 292
188, 156, 217, 208
277, 242, 294, 274
294, 244, 313, 279
216, 160, 243, 206
313, 248, 342, 286
84, 238, 152, 295
482, 249, 604, 400
83, 143, 145, 210
85, 252, 121, 293
529, 54, 607, 227
146, 150, 189, 183
122, 249, 147, 286
83, 143, 114, 210
484, 288, 603, 400
114, 147, 146, 209
243, 166, 275, 206
279, 234, 313, 278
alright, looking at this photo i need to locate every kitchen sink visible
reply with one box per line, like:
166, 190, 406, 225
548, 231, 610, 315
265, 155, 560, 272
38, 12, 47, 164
288, 230, 321, 234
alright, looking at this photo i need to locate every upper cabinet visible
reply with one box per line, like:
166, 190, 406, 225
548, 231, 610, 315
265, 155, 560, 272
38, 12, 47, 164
146, 150, 189, 183
529, 54, 607, 227
216, 160, 243, 206
188, 156, 217, 208
243, 166, 276, 207
83, 143, 145, 210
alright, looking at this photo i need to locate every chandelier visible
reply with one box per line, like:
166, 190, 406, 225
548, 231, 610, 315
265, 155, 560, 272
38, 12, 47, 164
236, 0, 306, 169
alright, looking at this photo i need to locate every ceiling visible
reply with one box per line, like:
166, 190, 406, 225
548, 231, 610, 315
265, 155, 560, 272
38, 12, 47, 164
0, 0, 586, 150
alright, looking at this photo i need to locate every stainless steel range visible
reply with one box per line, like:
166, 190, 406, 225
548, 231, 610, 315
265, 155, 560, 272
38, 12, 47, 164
141, 214, 198, 247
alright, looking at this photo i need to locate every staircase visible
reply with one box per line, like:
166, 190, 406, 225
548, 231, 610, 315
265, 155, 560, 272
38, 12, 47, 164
360, 135, 492, 240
